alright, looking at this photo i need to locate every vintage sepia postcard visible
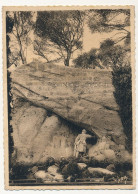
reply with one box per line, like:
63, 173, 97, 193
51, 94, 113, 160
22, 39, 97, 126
3, 6, 135, 190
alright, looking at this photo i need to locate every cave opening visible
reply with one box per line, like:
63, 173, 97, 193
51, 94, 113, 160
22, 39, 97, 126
57, 114, 98, 147
13, 98, 98, 147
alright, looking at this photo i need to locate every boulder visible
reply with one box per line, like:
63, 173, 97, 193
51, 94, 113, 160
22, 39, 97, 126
106, 164, 115, 172
120, 150, 132, 163
30, 115, 61, 163
103, 149, 116, 161
42, 173, 55, 182
88, 167, 115, 175
12, 104, 47, 148
31, 165, 64, 182
43, 172, 64, 183
126, 170, 132, 180
77, 163, 87, 170
88, 137, 111, 157
10, 62, 130, 164
67, 176, 72, 182
88, 137, 116, 162
11, 63, 125, 144
94, 154, 106, 161
11, 105, 47, 163
31, 166, 38, 173
11, 104, 77, 164
47, 165, 59, 175
62, 165, 68, 175
34, 170, 48, 179
54, 173, 64, 182
81, 169, 91, 178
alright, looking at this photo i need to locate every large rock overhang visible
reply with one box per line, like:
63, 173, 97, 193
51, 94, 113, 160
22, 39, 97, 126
10, 61, 125, 144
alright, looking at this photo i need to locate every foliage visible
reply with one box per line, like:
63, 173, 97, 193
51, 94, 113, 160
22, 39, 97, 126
73, 48, 104, 69
114, 161, 132, 176
7, 11, 34, 66
6, 13, 14, 68
98, 39, 132, 152
45, 157, 55, 170
88, 157, 111, 168
74, 32, 132, 152
35, 11, 84, 66
99, 39, 130, 66
6, 14, 14, 163
33, 37, 63, 63
87, 9, 130, 34
62, 160, 81, 180
9, 163, 32, 180
112, 65, 132, 152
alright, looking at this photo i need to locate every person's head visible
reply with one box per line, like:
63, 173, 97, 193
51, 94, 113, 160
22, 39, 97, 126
82, 129, 86, 134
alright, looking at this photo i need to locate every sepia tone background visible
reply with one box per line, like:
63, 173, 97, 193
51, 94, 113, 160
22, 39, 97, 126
3, 5, 135, 190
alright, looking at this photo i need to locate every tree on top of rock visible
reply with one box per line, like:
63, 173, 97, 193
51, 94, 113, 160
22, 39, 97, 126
35, 11, 84, 66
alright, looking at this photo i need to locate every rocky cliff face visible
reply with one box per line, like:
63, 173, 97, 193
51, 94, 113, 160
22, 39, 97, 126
9, 62, 130, 164
11, 101, 78, 164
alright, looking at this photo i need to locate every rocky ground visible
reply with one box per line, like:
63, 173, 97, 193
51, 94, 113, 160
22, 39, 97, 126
10, 156, 132, 185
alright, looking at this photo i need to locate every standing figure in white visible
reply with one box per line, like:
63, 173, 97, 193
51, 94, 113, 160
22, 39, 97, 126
74, 129, 94, 157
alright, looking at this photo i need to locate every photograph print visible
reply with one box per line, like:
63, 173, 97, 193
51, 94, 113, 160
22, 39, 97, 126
3, 6, 135, 189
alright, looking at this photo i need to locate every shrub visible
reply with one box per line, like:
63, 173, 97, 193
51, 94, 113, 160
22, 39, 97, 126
73, 49, 103, 69
114, 161, 132, 174
112, 64, 132, 152
62, 160, 82, 180
45, 157, 55, 170
88, 157, 111, 168
9, 164, 32, 180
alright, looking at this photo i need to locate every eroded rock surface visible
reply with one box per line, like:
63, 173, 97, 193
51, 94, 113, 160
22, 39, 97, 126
11, 102, 78, 164
9, 62, 129, 164
11, 62, 124, 140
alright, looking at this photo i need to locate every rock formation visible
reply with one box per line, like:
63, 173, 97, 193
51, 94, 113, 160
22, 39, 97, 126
9, 61, 130, 164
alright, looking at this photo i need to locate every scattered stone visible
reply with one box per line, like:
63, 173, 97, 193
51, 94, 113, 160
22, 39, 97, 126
34, 170, 48, 179
94, 154, 105, 161
34, 170, 64, 183
88, 167, 115, 175
42, 172, 64, 183
54, 173, 64, 182
61, 165, 68, 175
120, 150, 132, 162
103, 149, 116, 161
31, 166, 39, 173
77, 163, 87, 170
67, 176, 72, 182
81, 169, 91, 178
126, 170, 132, 180
106, 164, 115, 172
47, 165, 59, 175
44, 172, 55, 180
43, 173, 55, 183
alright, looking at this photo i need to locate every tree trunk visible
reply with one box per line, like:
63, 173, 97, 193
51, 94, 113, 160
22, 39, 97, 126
18, 36, 27, 65
64, 51, 71, 66
14, 12, 27, 65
